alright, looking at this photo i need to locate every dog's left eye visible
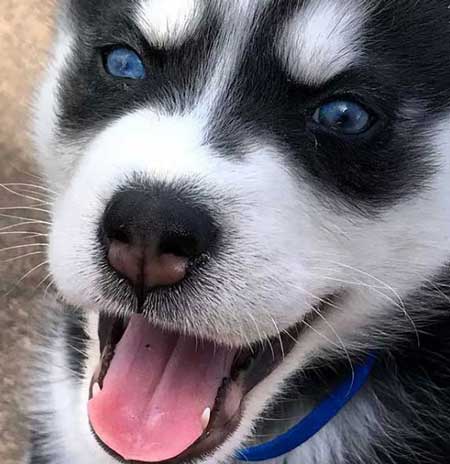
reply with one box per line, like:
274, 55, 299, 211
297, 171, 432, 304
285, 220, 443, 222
104, 47, 146, 80
313, 100, 372, 135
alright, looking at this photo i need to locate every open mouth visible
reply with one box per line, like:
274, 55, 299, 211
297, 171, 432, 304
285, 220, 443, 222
87, 313, 302, 463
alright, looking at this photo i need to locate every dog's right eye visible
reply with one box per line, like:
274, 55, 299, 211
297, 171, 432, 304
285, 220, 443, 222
103, 47, 146, 80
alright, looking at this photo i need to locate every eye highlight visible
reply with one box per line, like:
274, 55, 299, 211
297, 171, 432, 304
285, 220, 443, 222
104, 47, 146, 80
312, 100, 373, 135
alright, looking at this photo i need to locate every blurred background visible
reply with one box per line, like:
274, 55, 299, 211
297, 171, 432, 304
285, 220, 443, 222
0, 1, 55, 462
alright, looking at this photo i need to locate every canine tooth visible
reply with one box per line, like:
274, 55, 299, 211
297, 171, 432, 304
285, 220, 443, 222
93, 383, 101, 397
201, 407, 211, 431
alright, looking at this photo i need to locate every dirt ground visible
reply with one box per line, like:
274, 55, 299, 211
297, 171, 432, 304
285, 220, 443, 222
0, 2, 55, 463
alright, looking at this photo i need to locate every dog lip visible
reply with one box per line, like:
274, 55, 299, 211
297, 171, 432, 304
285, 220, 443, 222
89, 314, 127, 398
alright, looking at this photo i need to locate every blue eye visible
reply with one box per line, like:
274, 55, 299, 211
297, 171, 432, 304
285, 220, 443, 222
104, 47, 146, 80
313, 100, 372, 135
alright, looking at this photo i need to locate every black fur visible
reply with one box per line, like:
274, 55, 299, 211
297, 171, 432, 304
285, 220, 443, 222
64, 309, 88, 378
29, 430, 52, 464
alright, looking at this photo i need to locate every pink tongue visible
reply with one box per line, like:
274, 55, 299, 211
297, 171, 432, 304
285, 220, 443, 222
88, 315, 235, 462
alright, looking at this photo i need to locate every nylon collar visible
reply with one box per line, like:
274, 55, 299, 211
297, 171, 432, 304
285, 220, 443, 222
237, 355, 375, 462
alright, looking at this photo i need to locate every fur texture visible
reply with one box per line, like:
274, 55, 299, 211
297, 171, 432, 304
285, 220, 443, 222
29, 1, 450, 463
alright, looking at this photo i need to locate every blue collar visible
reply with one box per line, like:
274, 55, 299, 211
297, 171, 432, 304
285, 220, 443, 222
236, 355, 376, 462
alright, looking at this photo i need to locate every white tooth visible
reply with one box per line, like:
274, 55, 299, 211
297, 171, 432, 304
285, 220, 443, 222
201, 407, 211, 431
93, 383, 101, 397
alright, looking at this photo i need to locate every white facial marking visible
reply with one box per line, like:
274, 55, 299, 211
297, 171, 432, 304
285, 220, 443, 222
279, 0, 368, 85
195, 0, 269, 116
136, 0, 204, 47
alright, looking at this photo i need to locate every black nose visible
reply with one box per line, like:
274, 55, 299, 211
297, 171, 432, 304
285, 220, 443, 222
101, 186, 219, 288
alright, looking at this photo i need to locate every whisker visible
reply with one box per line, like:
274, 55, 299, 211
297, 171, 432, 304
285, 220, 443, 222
44, 278, 55, 295
35, 273, 53, 291
264, 335, 276, 361
35, 363, 81, 379
250, 303, 286, 357
0, 231, 48, 238
3, 261, 49, 299
311, 263, 419, 346
302, 320, 344, 352
0, 184, 52, 204
1, 182, 56, 195
242, 312, 261, 355
311, 274, 387, 290
0, 243, 48, 254
15, 188, 54, 202
311, 260, 410, 305
251, 307, 277, 360
280, 328, 300, 346
289, 282, 355, 382
270, 317, 285, 361
312, 263, 404, 302
0, 206, 51, 214
0, 213, 50, 225
66, 342, 88, 358
311, 304, 355, 387
0, 221, 47, 232
20, 194, 54, 206
256, 414, 306, 422
0, 251, 47, 264
420, 278, 450, 312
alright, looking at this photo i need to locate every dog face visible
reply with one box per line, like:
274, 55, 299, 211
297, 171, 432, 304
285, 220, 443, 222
34, 0, 450, 462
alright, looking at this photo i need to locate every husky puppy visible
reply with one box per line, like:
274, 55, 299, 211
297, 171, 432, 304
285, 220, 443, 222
29, 1, 450, 463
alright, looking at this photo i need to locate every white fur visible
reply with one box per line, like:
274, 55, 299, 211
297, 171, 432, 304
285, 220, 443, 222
136, 0, 204, 47
279, 0, 368, 85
